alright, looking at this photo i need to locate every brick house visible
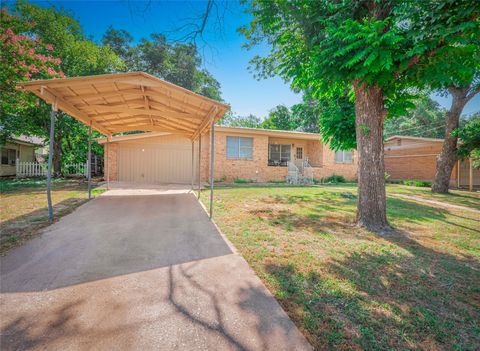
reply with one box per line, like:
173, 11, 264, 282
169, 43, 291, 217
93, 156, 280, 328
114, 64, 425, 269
384, 135, 479, 189
98, 126, 357, 184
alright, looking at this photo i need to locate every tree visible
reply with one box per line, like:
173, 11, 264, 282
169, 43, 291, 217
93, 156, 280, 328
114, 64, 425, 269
219, 112, 262, 128
261, 105, 297, 130
454, 115, 480, 169
102, 28, 223, 101
241, 0, 478, 231
0, 7, 64, 144
5, 1, 124, 175
384, 95, 447, 139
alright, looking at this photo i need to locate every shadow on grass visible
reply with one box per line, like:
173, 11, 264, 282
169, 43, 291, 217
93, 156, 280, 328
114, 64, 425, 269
264, 231, 480, 350
0, 189, 103, 254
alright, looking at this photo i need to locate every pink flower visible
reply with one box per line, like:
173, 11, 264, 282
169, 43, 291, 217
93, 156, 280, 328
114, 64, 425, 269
45, 44, 53, 51
24, 72, 32, 79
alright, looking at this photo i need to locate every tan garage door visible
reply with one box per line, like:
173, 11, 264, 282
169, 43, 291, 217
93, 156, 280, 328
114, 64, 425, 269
118, 135, 198, 184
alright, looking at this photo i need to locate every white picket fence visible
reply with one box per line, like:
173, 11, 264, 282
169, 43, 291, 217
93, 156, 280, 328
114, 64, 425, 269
16, 161, 48, 177
16, 159, 88, 178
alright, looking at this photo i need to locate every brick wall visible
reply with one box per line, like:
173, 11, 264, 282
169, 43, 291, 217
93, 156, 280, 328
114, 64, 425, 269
104, 129, 358, 183
384, 138, 458, 182
103, 142, 118, 181
206, 130, 357, 182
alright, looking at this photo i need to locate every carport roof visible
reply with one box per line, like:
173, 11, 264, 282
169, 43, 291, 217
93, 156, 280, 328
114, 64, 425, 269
20, 72, 229, 139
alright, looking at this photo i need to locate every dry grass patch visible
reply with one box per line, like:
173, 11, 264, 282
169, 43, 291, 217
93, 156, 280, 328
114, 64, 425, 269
0, 178, 104, 254
203, 184, 479, 350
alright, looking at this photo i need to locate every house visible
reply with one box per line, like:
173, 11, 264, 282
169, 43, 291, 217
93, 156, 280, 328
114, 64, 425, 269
0, 136, 44, 177
384, 135, 479, 189
97, 126, 357, 184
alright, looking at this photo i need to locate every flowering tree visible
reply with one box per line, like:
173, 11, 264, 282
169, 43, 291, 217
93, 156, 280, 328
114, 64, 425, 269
0, 8, 64, 127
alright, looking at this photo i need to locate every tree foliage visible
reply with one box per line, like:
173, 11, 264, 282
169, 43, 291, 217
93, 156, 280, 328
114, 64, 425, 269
241, 0, 479, 230
0, 7, 64, 143
2, 2, 123, 174
219, 112, 262, 128
102, 27, 222, 101
384, 95, 448, 139
454, 115, 480, 168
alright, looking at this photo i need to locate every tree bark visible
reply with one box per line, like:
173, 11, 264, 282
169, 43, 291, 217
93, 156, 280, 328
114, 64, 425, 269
353, 81, 389, 232
431, 87, 469, 193
53, 137, 62, 177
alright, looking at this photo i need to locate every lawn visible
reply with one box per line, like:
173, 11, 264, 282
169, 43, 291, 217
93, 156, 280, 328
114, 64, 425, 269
202, 184, 480, 350
0, 177, 104, 254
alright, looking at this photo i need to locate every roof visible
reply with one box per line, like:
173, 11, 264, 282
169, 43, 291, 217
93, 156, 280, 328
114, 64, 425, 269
386, 135, 444, 143
7, 135, 45, 146
96, 126, 322, 144
19, 72, 229, 139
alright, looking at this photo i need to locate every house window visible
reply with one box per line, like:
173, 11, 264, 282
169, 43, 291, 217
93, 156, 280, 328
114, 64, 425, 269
296, 147, 303, 159
268, 144, 291, 166
334, 150, 353, 163
226, 136, 253, 159
1, 148, 17, 166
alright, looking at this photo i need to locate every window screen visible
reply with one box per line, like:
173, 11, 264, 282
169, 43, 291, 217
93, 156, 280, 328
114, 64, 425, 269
268, 144, 291, 166
334, 150, 353, 163
226, 136, 253, 159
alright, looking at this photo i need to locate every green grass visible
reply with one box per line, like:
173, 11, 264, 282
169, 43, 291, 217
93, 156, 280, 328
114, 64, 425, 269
0, 178, 105, 253
202, 184, 480, 350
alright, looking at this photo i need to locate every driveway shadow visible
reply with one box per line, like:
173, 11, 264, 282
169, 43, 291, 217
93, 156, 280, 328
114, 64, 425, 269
1, 193, 232, 292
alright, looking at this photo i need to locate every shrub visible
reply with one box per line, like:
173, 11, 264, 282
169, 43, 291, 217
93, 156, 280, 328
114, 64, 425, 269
322, 174, 346, 184
234, 178, 255, 184
402, 180, 431, 187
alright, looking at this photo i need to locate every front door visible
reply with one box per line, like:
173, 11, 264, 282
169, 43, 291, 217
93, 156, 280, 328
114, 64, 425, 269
295, 147, 303, 170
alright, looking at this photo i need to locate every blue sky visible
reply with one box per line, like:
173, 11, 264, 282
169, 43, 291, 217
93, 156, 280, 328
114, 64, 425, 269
32, 0, 479, 118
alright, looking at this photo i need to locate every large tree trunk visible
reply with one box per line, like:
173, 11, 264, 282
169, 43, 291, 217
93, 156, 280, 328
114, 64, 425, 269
431, 87, 469, 193
353, 81, 389, 232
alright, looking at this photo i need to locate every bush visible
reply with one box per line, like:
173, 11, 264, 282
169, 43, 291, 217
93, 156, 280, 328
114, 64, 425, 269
234, 178, 255, 184
402, 180, 431, 187
322, 174, 346, 184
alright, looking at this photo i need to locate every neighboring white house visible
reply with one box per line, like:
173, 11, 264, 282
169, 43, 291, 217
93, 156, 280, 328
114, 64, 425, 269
0, 136, 45, 177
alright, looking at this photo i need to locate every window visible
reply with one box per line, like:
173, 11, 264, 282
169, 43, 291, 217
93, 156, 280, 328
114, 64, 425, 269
268, 144, 291, 166
226, 136, 253, 159
1, 148, 17, 166
296, 147, 303, 159
334, 150, 353, 163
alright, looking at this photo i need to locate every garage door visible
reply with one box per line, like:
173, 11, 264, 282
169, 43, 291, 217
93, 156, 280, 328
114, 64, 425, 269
118, 135, 198, 184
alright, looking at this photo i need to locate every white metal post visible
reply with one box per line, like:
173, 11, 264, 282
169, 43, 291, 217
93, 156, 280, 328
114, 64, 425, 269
198, 136, 201, 198
209, 121, 215, 219
87, 123, 92, 199
46, 107, 56, 221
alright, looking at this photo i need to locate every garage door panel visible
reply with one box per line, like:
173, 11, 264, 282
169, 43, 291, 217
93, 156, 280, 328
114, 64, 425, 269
118, 136, 198, 184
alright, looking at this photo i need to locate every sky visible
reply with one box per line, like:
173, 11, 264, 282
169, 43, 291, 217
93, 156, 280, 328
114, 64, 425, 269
31, 0, 480, 118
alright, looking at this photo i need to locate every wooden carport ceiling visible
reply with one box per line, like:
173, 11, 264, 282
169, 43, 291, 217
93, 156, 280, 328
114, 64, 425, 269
20, 72, 229, 139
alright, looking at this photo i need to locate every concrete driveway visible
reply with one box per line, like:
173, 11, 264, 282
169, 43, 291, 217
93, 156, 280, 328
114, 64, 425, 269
1, 187, 311, 350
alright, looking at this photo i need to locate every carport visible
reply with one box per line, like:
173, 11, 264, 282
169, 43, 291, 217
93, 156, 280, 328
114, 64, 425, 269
20, 72, 229, 220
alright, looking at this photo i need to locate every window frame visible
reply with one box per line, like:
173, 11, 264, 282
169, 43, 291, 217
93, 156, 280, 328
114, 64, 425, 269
296, 147, 303, 159
1, 148, 17, 166
334, 150, 353, 163
268, 144, 291, 166
226, 136, 253, 160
